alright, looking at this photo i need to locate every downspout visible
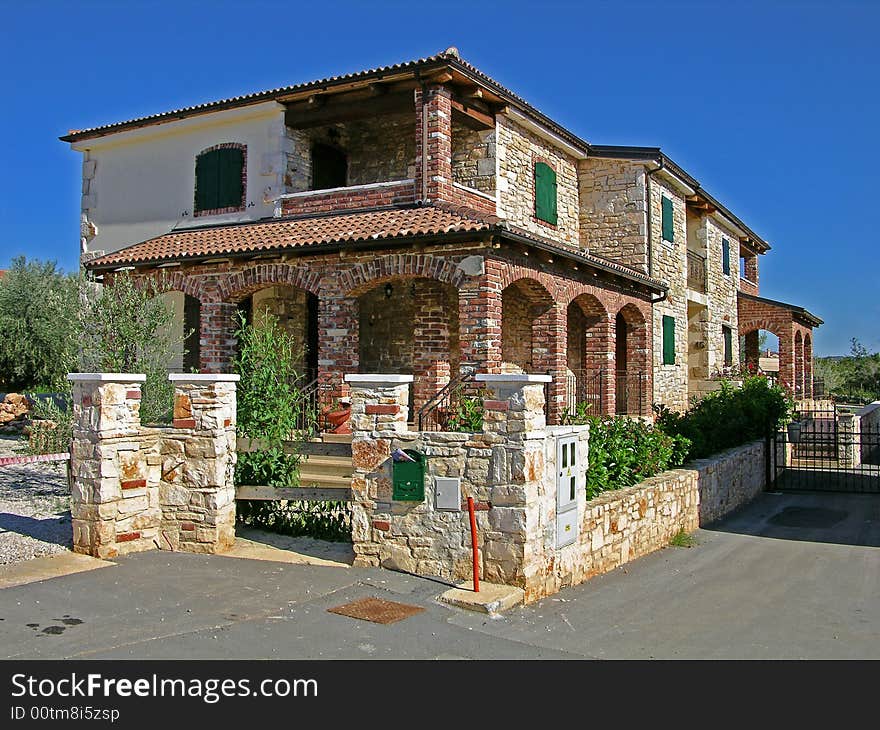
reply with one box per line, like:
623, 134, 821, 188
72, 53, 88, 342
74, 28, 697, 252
645, 158, 665, 279
417, 77, 429, 204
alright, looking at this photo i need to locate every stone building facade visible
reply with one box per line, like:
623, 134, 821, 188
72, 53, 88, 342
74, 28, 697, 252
65, 48, 821, 418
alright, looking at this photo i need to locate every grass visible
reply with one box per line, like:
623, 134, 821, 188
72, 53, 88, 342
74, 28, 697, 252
668, 527, 696, 548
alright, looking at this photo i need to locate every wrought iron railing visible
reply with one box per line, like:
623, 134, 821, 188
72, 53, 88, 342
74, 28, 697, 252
615, 371, 648, 416
563, 370, 605, 418
687, 250, 707, 293
416, 369, 477, 431
563, 368, 648, 417
291, 376, 328, 436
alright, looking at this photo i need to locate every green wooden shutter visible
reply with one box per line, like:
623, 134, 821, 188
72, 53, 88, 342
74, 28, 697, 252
534, 162, 558, 225
195, 150, 220, 212
722, 238, 731, 275
217, 148, 244, 208
661, 196, 674, 242
723, 326, 733, 366
662, 315, 675, 365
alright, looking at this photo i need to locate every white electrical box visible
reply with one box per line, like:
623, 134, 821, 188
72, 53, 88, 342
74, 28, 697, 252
556, 506, 578, 548
434, 477, 461, 511
555, 435, 579, 548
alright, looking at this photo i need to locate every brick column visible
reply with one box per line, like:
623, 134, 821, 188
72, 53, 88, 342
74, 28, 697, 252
318, 293, 358, 408
199, 301, 238, 373
794, 335, 805, 400
744, 330, 760, 370
777, 329, 794, 395
162, 373, 239, 553
533, 303, 567, 424
68, 373, 159, 558
458, 265, 502, 376
416, 85, 453, 203
804, 336, 813, 399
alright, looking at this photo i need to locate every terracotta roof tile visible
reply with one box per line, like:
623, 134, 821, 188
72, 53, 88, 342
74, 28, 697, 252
86, 205, 494, 268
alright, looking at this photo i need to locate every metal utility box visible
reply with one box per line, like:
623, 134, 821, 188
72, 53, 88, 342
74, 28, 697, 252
434, 476, 461, 511
392, 449, 426, 501
555, 435, 579, 548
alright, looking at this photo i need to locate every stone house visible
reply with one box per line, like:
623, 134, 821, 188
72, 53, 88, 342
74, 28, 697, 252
62, 47, 821, 421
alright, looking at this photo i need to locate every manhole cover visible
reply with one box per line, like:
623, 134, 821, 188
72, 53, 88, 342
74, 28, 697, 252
768, 506, 847, 528
327, 597, 425, 624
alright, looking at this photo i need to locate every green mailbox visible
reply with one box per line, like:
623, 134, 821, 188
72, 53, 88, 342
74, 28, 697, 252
392, 449, 426, 501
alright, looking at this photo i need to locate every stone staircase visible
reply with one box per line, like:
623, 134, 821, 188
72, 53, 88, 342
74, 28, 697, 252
298, 433, 353, 491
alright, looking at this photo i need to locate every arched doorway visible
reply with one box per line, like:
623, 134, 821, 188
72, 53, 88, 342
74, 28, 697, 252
615, 304, 649, 415
500, 279, 554, 373
566, 294, 609, 415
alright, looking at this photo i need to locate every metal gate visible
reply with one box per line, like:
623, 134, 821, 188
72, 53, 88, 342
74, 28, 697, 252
770, 407, 880, 493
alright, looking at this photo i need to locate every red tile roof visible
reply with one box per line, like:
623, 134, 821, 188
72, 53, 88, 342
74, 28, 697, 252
86, 205, 496, 268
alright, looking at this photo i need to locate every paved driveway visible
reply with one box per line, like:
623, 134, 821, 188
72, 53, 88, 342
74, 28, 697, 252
0, 490, 877, 659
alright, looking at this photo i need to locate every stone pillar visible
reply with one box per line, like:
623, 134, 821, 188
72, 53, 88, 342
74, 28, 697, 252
68, 373, 160, 558
837, 412, 861, 469
476, 374, 551, 439
199, 301, 238, 373
345, 374, 413, 568
161, 373, 239, 553
476, 373, 551, 589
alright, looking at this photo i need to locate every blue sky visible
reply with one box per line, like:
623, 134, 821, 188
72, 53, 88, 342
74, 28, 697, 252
1, 0, 876, 356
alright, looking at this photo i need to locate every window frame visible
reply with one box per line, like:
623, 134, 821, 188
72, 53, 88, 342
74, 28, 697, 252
722, 238, 731, 276
662, 315, 676, 366
193, 143, 247, 217
661, 195, 674, 243
533, 160, 558, 226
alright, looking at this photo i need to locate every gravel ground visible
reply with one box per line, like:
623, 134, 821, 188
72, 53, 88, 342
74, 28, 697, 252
0, 436, 72, 564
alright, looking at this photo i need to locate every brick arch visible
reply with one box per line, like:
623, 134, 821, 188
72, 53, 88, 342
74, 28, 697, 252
738, 319, 788, 340
217, 263, 322, 303
495, 264, 560, 301
341, 254, 465, 296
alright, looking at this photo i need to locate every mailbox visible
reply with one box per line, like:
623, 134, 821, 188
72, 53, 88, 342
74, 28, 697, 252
392, 449, 426, 501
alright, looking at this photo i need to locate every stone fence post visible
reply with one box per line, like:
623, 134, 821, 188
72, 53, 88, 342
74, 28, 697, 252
162, 373, 239, 553
837, 412, 860, 469
68, 373, 159, 558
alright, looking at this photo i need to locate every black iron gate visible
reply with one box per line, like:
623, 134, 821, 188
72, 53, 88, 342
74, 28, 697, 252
770, 409, 880, 494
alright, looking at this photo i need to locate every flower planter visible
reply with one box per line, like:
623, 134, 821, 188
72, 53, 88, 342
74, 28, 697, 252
323, 407, 351, 434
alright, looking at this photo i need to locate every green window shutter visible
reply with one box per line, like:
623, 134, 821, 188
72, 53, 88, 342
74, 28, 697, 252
722, 238, 731, 275
723, 326, 733, 366
534, 162, 558, 225
662, 315, 676, 365
661, 195, 674, 242
195, 150, 220, 212
217, 148, 244, 208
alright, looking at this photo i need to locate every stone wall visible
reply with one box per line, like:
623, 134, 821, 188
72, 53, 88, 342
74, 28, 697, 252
650, 175, 689, 413
451, 121, 496, 194
578, 158, 647, 268
347, 372, 767, 603
496, 116, 580, 248
704, 217, 740, 375
68, 373, 238, 559
857, 402, 880, 464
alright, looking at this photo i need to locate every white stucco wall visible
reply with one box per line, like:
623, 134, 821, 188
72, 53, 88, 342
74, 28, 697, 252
75, 102, 287, 257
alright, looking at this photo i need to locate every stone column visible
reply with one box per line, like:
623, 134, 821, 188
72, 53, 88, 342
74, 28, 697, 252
345, 374, 413, 568
458, 261, 503, 376
318, 292, 358, 409
475, 373, 551, 589
68, 373, 160, 558
162, 373, 239, 553
837, 412, 861, 469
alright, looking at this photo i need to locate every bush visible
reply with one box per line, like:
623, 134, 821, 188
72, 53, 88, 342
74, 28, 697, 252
444, 391, 484, 432
655, 375, 793, 460
21, 395, 73, 456
0, 257, 78, 392
584, 416, 690, 499
236, 500, 351, 542
233, 310, 312, 487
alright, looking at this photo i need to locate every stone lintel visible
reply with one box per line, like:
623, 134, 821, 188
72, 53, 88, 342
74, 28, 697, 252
168, 373, 240, 383
67, 373, 147, 383
475, 374, 552, 384
345, 374, 414, 385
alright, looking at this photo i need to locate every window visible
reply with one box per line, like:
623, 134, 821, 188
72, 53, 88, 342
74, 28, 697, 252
311, 143, 348, 190
534, 161, 558, 225
194, 145, 245, 214
722, 238, 731, 275
722, 325, 733, 367
661, 195, 674, 242
662, 315, 676, 365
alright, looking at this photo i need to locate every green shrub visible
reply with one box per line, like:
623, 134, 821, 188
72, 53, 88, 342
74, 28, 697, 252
233, 311, 312, 487
445, 391, 484, 432
584, 416, 690, 499
655, 375, 794, 460
236, 500, 351, 542
21, 395, 72, 456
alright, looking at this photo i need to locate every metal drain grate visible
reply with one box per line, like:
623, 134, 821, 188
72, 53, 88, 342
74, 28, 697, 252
327, 597, 425, 624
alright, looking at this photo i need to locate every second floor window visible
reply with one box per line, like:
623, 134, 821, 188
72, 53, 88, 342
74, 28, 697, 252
534, 161, 557, 225
662, 315, 676, 365
722, 238, 731, 275
312, 143, 347, 190
195, 145, 245, 214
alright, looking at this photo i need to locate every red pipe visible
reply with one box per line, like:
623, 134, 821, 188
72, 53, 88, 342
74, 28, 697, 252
467, 496, 480, 593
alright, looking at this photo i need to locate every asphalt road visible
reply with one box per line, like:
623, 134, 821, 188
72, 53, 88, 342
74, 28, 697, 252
1, 490, 877, 660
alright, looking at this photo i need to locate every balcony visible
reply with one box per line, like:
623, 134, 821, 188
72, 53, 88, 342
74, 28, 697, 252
687, 250, 707, 293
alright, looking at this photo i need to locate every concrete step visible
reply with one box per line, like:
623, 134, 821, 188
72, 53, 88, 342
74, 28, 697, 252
321, 433, 353, 444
